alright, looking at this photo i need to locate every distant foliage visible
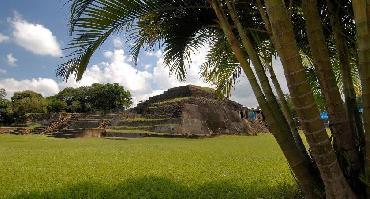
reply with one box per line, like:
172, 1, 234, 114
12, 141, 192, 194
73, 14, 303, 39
56, 83, 132, 113
46, 97, 68, 113
11, 90, 48, 115
88, 83, 132, 112
0, 84, 132, 124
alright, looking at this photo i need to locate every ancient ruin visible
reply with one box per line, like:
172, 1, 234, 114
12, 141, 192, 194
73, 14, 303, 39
132, 85, 264, 136
0, 85, 266, 138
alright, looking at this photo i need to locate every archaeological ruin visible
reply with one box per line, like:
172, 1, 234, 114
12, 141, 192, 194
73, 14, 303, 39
0, 85, 267, 138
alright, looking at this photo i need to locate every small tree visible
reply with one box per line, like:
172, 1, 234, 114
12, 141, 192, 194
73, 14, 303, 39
11, 90, 47, 116
88, 83, 132, 112
46, 97, 67, 113
0, 88, 6, 99
0, 89, 13, 124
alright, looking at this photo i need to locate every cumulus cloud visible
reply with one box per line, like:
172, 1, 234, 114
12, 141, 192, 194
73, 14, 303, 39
146, 50, 163, 58
152, 51, 210, 89
0, 69, 6, 75
61, 44, 213, 105
113, 37, 124, 49
229, 74, 258, 107
271, 58, 289, 93
0, 78, 60, 98
0, 37, 288, 107
228, 58, 289, 107
6, 53, 17, 66
62, 49, 154, 105
10, 15, 62, 57
0, 33, 10, 43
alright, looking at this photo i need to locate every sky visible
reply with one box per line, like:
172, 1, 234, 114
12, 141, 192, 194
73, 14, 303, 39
0, 0, 289, 107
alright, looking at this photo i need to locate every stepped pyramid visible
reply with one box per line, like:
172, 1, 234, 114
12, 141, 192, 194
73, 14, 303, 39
128, 85, 256, 135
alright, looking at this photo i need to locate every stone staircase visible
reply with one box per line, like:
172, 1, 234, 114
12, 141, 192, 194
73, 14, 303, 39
42, 114, 77, 135
105, 118, 182, 138
33, 126, 46, 134
44, 113, 113, 138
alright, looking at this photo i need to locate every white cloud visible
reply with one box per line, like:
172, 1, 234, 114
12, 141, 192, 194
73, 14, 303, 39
152, 47, 211, 89
10, 15, 62, 57
61, 45, 212, 106
62, 43, 269, 107
144, 64, 151, 70
62, 49, 154, 105
0, 69, 6, 75
271, 58, 289, 93
0, 37, 288, 108
229, 74, 258, 107
103, 51, 113, 58
0, 78, 60, 98
6, 53, 17, 66
113, 37, 123, 49
0, 33, 10, 43
228, 58, 289, 107
146, 50, 163, 58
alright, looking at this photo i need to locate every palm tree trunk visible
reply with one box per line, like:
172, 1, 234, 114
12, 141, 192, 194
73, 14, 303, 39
302, 0, 362, 192
266, 58, 308, 155
327, 0, 366, 195
255, 0, 308, 160
225, 0, 309, 159
352, 0, 370, 195
327, 0, 365, 153
209, 0, 324, 198
264, 0, 355, 197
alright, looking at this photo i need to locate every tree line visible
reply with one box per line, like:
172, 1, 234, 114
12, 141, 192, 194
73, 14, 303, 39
0, 83, 132, 124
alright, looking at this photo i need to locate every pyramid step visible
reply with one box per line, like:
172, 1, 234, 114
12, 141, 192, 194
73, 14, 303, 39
109, 125, 151, 131
149, 124, 179, 134
116, 118, 181, 127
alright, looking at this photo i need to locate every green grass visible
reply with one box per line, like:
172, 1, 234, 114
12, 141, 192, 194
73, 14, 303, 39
26, 123, 42, 129
0, 134, 300, 198
105, 129, 155, 134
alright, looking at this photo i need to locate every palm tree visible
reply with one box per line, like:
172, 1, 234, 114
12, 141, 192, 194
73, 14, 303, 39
60, 0, 370, 197
352, 0, 370, 195
209, 1, 323, 197
255, 0, 307, 160
301, 0, 362, 192
263, 0, 355, 197
327, 0, 364, 152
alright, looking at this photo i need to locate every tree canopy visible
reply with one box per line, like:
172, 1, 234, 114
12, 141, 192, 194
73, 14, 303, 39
0, 83, 132, 124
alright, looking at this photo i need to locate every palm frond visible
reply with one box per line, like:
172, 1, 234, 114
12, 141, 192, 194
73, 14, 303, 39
201, 32, 241, 97
59, 0, 214, 81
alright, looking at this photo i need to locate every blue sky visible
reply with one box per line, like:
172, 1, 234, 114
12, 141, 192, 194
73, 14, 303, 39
0, 0, 288, 107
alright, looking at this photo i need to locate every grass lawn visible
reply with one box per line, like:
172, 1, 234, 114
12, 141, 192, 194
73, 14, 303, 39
0, 134, 300, 198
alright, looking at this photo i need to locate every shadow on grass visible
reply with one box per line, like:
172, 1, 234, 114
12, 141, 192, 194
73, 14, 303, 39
12, 176, 301, 199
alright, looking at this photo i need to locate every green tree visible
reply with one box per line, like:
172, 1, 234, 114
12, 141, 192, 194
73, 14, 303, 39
88, 83, 132, 112
0, 89, 13, 124
70, 100, 82, 113
0, 88, 6, 99
46, 97, 67, 113
56, 87, 90, 112
56, 84, 132, 113
11, 90, 47, 117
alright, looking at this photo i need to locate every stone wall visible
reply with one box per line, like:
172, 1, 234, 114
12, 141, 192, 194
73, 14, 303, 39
134, 85, 219, 114
178, 98, 251, 135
